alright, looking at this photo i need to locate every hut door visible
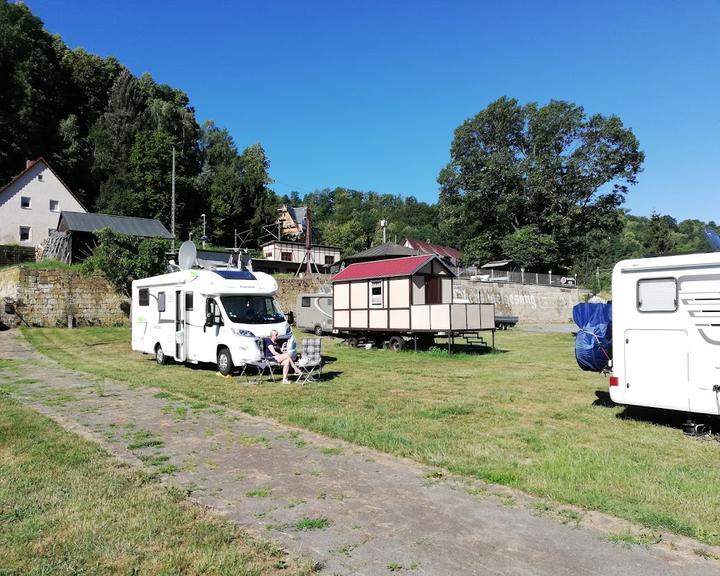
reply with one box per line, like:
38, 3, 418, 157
426, 277, 442, 304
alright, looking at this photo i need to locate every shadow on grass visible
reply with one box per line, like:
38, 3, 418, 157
592, 391, 616, 408
617, 405, 720, 432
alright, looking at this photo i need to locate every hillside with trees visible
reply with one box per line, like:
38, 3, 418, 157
1, 1, 717, 287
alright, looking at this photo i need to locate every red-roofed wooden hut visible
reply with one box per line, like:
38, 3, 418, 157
331, 255, 495, 351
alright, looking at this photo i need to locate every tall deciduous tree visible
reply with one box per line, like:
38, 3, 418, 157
437, 97, 644, 266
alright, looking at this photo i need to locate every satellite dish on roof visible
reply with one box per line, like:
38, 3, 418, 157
178, 240, 197, 270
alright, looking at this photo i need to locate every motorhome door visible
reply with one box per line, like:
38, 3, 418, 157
624, 329, 689, 411
175, 290, 186, 361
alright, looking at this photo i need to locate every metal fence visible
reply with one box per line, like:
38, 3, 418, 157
453, 266, 578, 288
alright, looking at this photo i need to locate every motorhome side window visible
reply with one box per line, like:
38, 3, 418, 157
139, 288, 149, 306
301, 297, 311, 307
185, 292, 194, 311
158, 292, 166, 313
370, 280, 383, 307
637, 278, 677, 312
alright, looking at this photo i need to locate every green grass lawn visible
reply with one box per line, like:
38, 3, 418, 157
0, 381, 309, 575
22, 327, 720, 546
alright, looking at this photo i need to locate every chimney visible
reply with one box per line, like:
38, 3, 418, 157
26, 159, 34, 169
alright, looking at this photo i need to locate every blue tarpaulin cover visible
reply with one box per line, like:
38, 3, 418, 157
573, 302, 612, 372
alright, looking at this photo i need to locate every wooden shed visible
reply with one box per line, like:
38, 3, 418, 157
331, 255, 494, 335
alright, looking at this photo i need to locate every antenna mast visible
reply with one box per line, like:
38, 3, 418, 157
171, 146, 176, 252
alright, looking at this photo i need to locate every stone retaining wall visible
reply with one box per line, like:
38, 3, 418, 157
454, 279, 588, 324
0, 266, 127, 328
0, 269, 584, 330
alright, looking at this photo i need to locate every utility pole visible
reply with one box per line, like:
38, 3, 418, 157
171, 146, 176, 252
305, 207, 313, 275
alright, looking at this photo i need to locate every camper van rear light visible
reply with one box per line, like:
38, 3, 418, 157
609, 376, 619, 387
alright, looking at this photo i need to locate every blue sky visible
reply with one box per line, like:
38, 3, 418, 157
25, 0, 720, 221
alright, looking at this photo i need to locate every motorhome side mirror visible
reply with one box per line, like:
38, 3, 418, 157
286, 311, 295, 325
205, 314, 214, 327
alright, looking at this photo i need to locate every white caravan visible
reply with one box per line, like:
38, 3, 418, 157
131, 268, 296, 375
610, 251, 720, 416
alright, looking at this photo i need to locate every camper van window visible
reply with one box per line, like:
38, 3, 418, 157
185, 292, 194, 311
370, 280, 383, 307
139, 288, 149, 307
301, 297, 311, 307
637, 278, 677, 312
221, 296, 285, 324
158, 292, 166, 313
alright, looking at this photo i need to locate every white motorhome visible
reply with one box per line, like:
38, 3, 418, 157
295, 292, 334, 335
131, 268, 296, 375
610, 251, 720, 416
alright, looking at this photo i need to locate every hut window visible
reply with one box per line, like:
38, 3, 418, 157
370, 280, 383, 307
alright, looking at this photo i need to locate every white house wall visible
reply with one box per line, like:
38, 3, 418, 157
389, 278, 409, 308
412, 275, 425, 305
0, 161, 85, 246
262, 241, 340, 265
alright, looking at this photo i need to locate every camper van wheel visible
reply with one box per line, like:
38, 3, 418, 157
155, 344, 169, 365
217, 347, 234, 376
389, 336, 405, 352
314, 324, 323, 336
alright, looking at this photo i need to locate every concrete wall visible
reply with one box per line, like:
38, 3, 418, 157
276, 277, 584, 325
0, 266, 127, 328
453, 279, 587, 324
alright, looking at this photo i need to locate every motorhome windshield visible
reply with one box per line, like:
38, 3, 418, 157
221, 296, 285, 324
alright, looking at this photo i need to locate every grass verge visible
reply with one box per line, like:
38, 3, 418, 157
21, 326, 720, 545
0, 393, 309, 575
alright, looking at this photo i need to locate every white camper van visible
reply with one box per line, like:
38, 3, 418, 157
131, 267, 296, 375
610, 251, 720, 416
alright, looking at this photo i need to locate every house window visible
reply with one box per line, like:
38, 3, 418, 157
301, 297, 311, 307
637, 278, 677, 312
281, 251, 292, 261
158, 292, 166, 313
185, 292, 194, 311
21, 196, 31, 209
37, 174, 43, 182
138, 288, 149, 307
370, 280, 383, 307
49, 200, 59, 212
325, 255, 335, 265
19, 226, 31, 242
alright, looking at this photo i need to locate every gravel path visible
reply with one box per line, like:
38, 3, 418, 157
2, 329, 718, 575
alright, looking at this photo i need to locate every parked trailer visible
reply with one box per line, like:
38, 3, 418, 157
331, 255, 495, 351
610, 251, 720, 416
295, 292, 334, 335
131, 268, 296, 375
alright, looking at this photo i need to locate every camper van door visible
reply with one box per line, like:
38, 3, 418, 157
175, 290, 186, 361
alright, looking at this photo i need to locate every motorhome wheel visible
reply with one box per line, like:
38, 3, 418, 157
314, 324, 323, 336
155, 344, 169, 365
217, 347, 234, 376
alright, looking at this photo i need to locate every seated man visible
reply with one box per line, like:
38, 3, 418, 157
266, 329, 301, 384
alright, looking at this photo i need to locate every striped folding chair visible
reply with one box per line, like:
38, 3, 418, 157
295, 338, 323, 385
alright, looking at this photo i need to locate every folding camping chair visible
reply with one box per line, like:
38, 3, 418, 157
295, 338, 323, 385
237, 338, 281, 383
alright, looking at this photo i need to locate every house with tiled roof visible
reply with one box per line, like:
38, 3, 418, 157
403, 238, 461, 267
0, 158, 86, 247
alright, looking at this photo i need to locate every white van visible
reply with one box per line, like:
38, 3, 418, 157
131, 268, 296, 375
610, 251, 720, 416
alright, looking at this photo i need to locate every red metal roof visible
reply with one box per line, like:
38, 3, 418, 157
404, 238, 460, 261
332, 255, 436, 282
